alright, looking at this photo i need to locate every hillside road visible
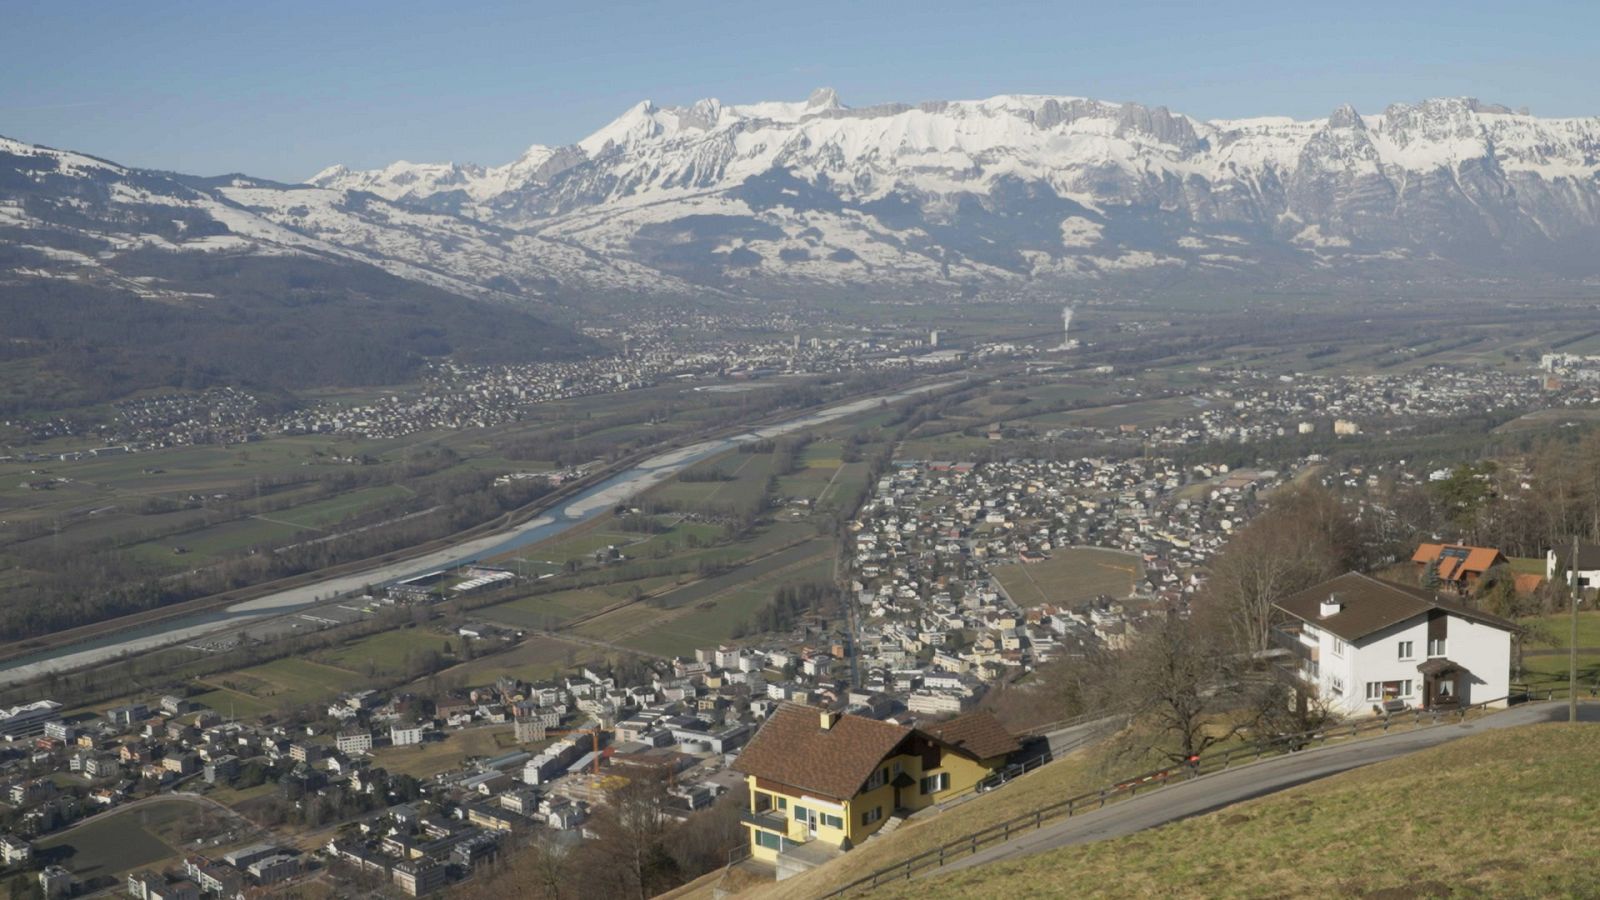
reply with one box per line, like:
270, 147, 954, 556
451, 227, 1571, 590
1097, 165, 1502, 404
939, 701, 1600, 876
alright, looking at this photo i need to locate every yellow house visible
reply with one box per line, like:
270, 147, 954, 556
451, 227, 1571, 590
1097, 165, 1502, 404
732, 704, 1020, 869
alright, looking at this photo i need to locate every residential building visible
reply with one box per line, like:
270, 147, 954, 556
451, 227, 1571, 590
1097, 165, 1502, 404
1274, 572, 1516, 717
1411, 543, 1508, 594
392, 859, 446, 897
391, 725, 425, 746
0, 834, 33, 864
1547, 540, 1600, 593
38, 865, 77, 899
732, 705, 1018, 873
336, 732, 373, 755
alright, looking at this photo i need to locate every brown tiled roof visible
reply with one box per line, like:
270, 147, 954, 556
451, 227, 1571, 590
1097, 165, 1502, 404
732, 704, 911, 802
1275, 572, 1517, 642
921, 710, 1021, 761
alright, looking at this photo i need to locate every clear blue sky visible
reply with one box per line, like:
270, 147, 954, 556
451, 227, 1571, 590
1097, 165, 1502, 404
4, 0, 1596, 181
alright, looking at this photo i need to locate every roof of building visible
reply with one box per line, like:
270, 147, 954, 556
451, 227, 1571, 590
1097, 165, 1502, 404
1568, 540, 1600, 571
1411, 543, 1505, 581
732, 703, 911, 802
1275, 571, 1519, 642
920, 710, 1021, 761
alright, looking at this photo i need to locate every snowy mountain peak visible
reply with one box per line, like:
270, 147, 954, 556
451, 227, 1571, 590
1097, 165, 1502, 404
277, 90, 1600, 294
1327, 103, 1364, 129
806, 87, 843, 111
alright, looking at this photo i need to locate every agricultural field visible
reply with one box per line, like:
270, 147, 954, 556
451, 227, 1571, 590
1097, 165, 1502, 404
193, 657, 364, 717
479, 576, 685, 630
315, 625, 456, 677
648, 451, 775, 512
991, 547, 1145, 608
619, 551, 835, 657
442, 635, 590, 684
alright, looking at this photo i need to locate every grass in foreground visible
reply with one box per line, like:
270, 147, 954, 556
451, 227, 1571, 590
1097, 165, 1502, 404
878, 722, 1600, 899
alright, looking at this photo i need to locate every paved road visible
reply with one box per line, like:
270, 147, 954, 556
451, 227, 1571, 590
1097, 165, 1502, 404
940, 701, 1600, 876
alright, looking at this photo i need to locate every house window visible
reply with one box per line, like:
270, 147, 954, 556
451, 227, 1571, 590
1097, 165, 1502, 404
792, 805, 808, 822
1366, 681, 1413, 701
821, 813, 844, 830
1331, 637, 1345, 657
1428, 637, 1447, 657
1397, 641, 1414, 660
865, 768, 887, 791
776, 797, 787, 810
862, 806, 883, 826
1328, 675, 1344, 696
920, 772, 951, 795
1438, 679, 1454, 697
755, 830, 784, 850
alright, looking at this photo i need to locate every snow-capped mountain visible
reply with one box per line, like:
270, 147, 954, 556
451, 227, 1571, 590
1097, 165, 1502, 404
0, 134, 596, 406
316, 90, 1600, 290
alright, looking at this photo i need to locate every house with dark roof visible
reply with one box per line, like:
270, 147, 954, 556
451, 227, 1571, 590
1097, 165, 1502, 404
1547, 540, 1600, 593
731, 704, 1018, 874
1273, 572, 1516, 717
1411, 543, 1507, 594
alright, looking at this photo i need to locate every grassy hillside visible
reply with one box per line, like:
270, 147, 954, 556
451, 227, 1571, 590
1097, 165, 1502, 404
873, 722, 1600, 899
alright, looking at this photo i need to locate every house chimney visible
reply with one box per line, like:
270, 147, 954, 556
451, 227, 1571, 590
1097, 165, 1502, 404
1319, 593, 1342, 618
820, 710, 840, 731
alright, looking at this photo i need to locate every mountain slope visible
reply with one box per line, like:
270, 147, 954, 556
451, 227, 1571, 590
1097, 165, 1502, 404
0, 136, 595, 412
318, 91, 1600, 290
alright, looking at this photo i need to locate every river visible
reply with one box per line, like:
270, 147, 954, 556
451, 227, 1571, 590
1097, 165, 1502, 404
0, 379, 962, 685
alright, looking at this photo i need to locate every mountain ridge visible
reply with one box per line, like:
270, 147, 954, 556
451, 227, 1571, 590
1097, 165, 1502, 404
305, 89, 1600, 290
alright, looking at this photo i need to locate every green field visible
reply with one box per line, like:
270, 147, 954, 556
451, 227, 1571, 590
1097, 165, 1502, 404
195, 657, 363, 715
443, 635, 589, 683
620, 551, 835, 657
992, 547, 1144, 608
317, 626, 454, 676
267, 483, 412, 529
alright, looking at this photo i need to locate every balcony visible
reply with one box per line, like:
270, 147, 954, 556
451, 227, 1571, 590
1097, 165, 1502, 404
739, 808, 791, 832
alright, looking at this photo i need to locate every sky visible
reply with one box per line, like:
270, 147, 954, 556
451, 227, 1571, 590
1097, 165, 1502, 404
3, 0, 1598, 182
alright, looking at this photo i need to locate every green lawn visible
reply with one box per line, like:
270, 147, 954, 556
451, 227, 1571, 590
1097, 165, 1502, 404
317, 626, 453, 676
1518, 610, 1600, 650
268, 483, 411, 529
196, 657, 363, 715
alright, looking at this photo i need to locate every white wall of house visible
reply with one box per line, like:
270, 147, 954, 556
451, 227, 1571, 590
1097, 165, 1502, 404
1545, 549, 1600, 590
1301, 614, 1510, 717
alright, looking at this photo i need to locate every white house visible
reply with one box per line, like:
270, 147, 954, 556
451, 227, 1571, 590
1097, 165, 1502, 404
1274, 572, 1516, 717
1547, 541, 1600, 593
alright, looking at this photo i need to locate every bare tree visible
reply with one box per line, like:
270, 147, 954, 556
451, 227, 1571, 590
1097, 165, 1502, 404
1109, 611, 1269, 764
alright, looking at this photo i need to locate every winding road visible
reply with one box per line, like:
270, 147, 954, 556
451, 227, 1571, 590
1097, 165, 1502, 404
938, 701, 1599, 877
